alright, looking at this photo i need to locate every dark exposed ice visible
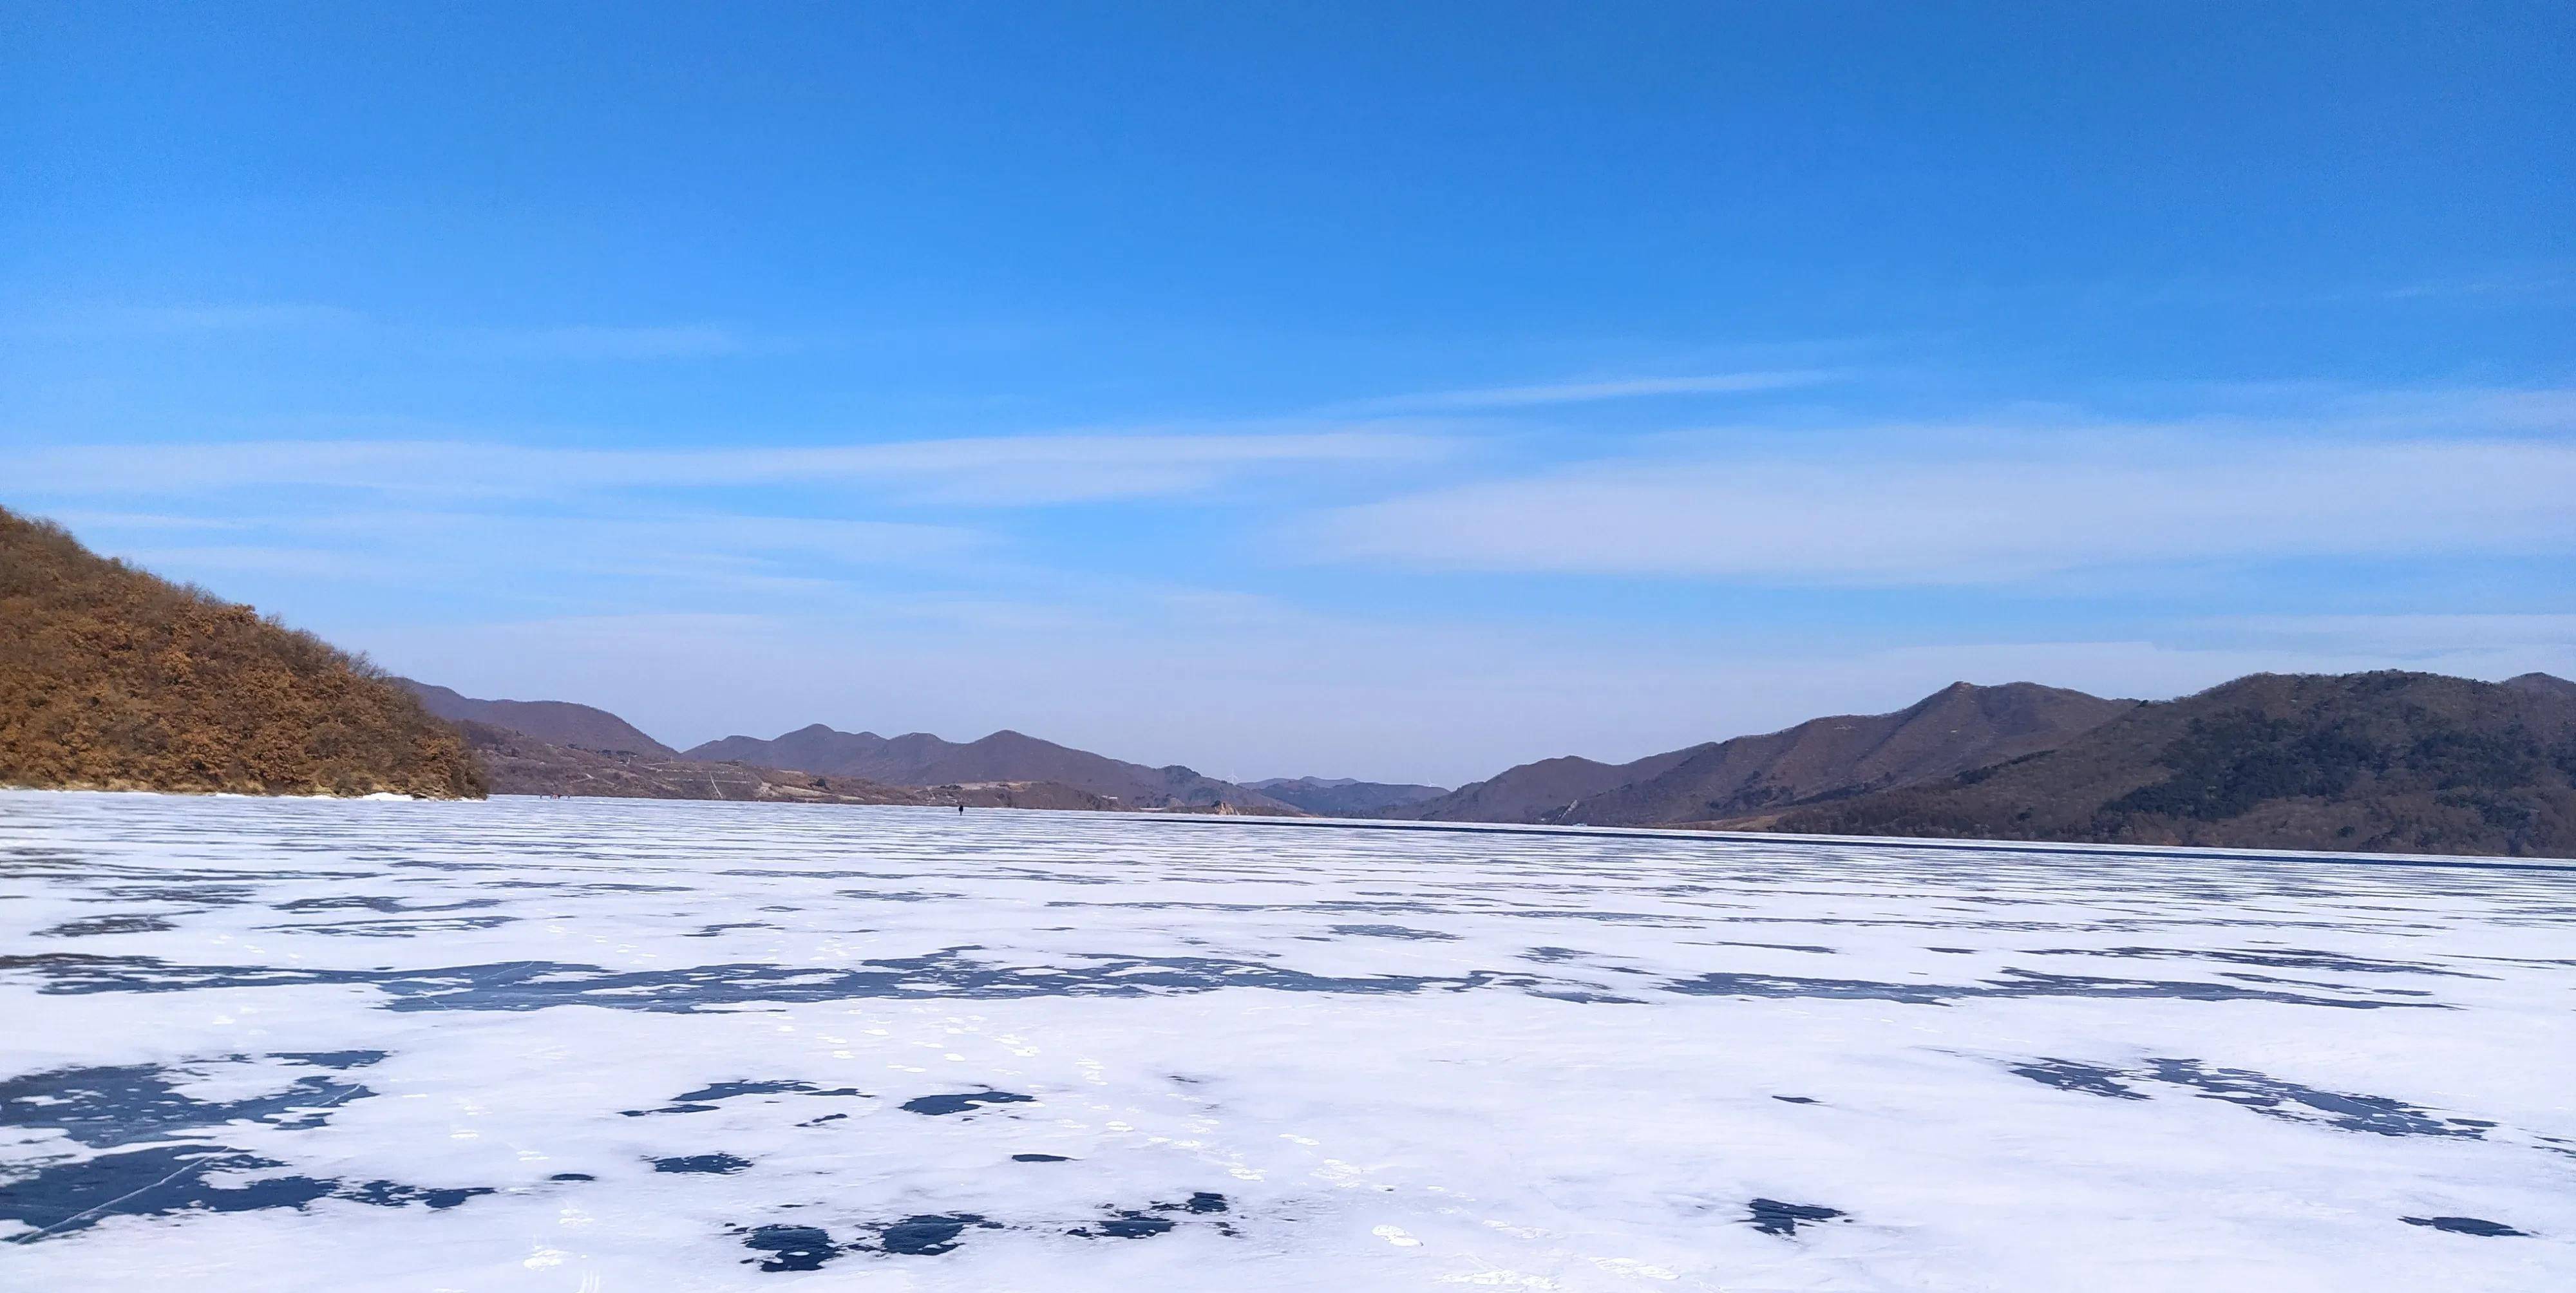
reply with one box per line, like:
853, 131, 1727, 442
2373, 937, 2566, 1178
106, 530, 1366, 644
1328, 923, 1458, 940
0, 1062, 371, 1148
625, 1079, 868, 1116
2403, 1215, 2527, 1237
1665, 967, 2436, 1010
1067, 1192, 1231, 1240
1, 1147, 339, 1238
741, 1223, 839, 1271
2139, 1059, 2483, 1137
0, 1061, 491, 1242
334, 1180, 496, 1209
1074, 1213, 1175, 1239
269, 1050, 387, 1070
679, 1079, 866, 1102
1747, 1198, 1846, 1236
2012, 1057, 2150, 1100
2032, 945, 2493, 979
901, 1090, 1036, 1117
0, 949, 1525, 1010
687, 921, 776, 938
875, 1213, 999, 1255
2007, 1057, 2487, 1137
36, 914, 176, 937
274, 895, 500, 914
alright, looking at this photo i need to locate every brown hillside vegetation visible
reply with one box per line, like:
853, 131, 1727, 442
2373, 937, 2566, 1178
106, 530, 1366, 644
0, 507, 483, 798
1751, 672, 2576, 857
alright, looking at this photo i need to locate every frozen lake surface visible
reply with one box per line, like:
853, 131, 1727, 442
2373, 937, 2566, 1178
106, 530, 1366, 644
3, 791, 2571, 1290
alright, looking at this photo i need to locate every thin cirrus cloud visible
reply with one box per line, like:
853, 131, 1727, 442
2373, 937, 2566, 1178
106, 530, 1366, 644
2197, 613, 2576, 657
7, 302, 366, 337
13, 303, 753, 360
1345, 370, 1836, 413
14, 426, 1456, 505
303, 510, 990, 564
1320, 437, 2576, 585
485, 324, 749, 360
90, 510, 992, 596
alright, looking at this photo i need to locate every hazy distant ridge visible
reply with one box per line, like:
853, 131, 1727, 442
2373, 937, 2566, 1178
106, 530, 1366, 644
457, 721, 1112, 809
397, 679, 677, 757
683, 724, 1297, 812
1245, 776, 1449, 815
1396, 681, 2130, 827
1757, 670, 2576, 857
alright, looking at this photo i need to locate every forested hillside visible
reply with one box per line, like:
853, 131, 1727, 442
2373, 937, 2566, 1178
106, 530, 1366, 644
1756, 672, 2576, 857
0, 508, 483, 798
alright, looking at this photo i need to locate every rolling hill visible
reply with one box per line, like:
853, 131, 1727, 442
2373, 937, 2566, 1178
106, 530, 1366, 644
1245, 776, 1450, 815
683, 724, 1296, 811
0, 507, 482, 798
1752, 671, 2576, 857
397, 679, 677, 756
1397, 681, 2130, 827
458, 721, 1110, 809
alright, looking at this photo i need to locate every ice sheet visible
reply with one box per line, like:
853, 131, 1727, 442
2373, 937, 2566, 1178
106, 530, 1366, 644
2, 790, 2570, 1290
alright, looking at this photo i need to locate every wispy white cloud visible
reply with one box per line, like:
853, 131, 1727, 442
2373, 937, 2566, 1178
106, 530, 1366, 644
2195, 614, 2576, 658
322, 510, 988, 566
1347, 370, 1833, 412
70, 509, 992, 598
9, 302, 365, 337
486, 324, 748, 360
1319, 434, 2576, 584
14, 426, 1457, 505
30, 510, 250, 532
9, 302, 769, 362
112, 545, 375, 578
2371, 265, 2573, 302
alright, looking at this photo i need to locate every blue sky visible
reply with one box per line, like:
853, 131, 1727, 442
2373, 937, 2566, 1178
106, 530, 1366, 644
5, 2, 2571, 784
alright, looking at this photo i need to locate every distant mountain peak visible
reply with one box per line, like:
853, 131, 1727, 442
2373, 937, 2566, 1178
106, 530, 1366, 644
1764, 670, 2576, 857
2504, 672, 2576, 699
1244, 775, 1450, 815
1395, 680, 2129, 827
396, 678, 676, 759
674, 722, 1294, 813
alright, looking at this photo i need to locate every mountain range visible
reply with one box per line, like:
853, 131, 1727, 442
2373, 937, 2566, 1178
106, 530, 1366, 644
10, 505, 2573, 856
399, 679, 676, 757
1393, 681, 2130, 827
388, 669, 2576, 856
681, 725, 1296, 811
402, 681, 1443, 815
1755, 670, 2576, 856
1245, 776, 1450, 815
452, 719, 1112, 809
